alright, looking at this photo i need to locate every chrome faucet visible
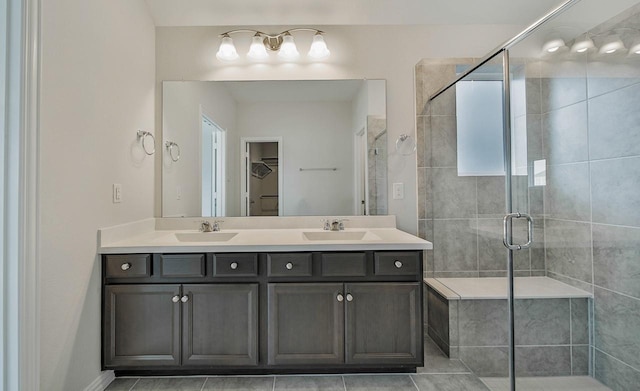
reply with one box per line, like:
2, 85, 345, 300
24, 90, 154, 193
200, 220, 214, 232
201, 220, 223, 232
329, 219, 348, 231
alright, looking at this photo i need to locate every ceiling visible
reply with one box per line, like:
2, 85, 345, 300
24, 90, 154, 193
144, 0, 565, 27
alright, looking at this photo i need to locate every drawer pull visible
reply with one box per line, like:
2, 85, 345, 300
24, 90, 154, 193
121, 262, 132, 271
171, 295, 180, 303
285, 262, 294, 270
230, 262, 238, 270
181, 295, 189, 303
337, 294, 344, 302
394, 260, 403, 269
346, 293, 354, 302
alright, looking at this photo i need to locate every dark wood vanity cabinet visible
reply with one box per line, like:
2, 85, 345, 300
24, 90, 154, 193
103, 283, 258, 368
268, 283, 345, 365
104, 284, 181, 367
102, 250, 423, 373
268, 282, 422, 366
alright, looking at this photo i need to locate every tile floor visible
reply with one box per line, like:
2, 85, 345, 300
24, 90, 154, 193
104, 337, 612, 391
481, 376, 612, 391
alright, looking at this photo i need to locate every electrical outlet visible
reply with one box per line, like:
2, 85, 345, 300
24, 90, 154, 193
392, 183, 404, 200
113, 184, 122, 203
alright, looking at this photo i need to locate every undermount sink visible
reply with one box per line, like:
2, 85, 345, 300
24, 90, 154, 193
174, 232, 237, 242
303, 231, 380, 241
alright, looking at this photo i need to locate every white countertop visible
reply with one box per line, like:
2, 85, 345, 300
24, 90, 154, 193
98, 217, 433, 254
424, 277, 593, 300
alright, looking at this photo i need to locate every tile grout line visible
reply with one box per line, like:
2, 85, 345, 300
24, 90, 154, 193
569, 298, 574, 375
408, 374, 420, 391
341, 375, 347, 391
127, 378, 140, 391
199, 377, 208, 391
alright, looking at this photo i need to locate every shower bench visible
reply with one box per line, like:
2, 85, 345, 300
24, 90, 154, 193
424, 277, 593, 377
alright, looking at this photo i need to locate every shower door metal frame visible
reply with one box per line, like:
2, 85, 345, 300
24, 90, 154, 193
501, 49, 517, 391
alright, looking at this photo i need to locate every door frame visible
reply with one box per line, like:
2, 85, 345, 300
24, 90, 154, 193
240, 137, 283, 216
353, 127, 368, 215
199, 108, 226, 216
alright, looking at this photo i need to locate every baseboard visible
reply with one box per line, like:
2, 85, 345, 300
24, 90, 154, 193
83, 371, 115, 391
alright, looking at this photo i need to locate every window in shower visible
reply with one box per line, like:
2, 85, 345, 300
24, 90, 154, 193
455, 80, 505, 176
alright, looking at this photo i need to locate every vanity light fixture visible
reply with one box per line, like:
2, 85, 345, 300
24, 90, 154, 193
629, 38, 640, 55
545, 28, 640, 57
216, 34, 239, 61
215, 28, 330, 62
570, 35, 595, 53
542, 38, 567, 53
598, 34, 626, 54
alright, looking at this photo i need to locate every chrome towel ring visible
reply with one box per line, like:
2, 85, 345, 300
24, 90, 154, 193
137, 130, 156, 155
395, 133, 416, 156
165, 141, 181, 162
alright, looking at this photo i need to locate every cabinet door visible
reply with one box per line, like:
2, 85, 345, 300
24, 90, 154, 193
104, 284, 181, 367
345, 283, 423, 365
268, 283, 344, 365
182, 284, 259, 366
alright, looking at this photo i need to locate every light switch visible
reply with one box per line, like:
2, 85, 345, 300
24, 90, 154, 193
393, 183, 404, 200
113, 184, 122, 203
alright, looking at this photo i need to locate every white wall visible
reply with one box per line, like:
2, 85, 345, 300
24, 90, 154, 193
237, 101, 354, 215
162, 82, 237, 217
156, 24, 523, 232
39, 1, 156, 390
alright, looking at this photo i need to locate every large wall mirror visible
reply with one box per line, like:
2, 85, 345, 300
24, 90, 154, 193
162, 79, 387, 218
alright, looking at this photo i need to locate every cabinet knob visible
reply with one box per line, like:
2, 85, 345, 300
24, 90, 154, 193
230, 262, 238, 270
394, 260, 403, 269
336, 294, 344, 302
181, 295, 189, 303
171, 295, 180, 303
285, 262, 293, 270
121, 262, 131, 271
346, 293, 354, 302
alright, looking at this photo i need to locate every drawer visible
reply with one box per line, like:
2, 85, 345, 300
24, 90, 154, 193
268, 253, 313, 277
159, 254, 205, 278
213, 253, 258, 277
321, 252, 366, 277
105, 254, 151, 278
374, 252, 420, 276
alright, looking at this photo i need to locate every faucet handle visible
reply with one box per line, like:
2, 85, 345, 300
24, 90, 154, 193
338, 219, 349, 230
200, 220, 213, 232
322, 219, 330, 230
212, 220, 224, 231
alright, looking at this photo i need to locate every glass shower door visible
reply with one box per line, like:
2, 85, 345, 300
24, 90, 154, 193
424, 53, 514, 384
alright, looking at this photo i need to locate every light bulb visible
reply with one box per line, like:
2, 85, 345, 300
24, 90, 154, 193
628, 39, 640, 55
247, 35, 269, 60
308, 33, 330, 59
216, 35, 238, 61
542, 38, 566, 54
599, 34, 626, 55
571, 35, 595, 53
278, 34, 299, 60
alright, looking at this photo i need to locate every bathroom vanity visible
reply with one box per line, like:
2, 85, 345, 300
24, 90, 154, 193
99, 217, 431, 375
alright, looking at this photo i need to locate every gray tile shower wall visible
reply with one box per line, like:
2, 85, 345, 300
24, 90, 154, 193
415, 58, 542, 278
533, 6, 640, 387
428, 292, 589, 377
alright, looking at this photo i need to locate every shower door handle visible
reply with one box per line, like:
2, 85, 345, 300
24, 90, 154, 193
503, 212, 534, 250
